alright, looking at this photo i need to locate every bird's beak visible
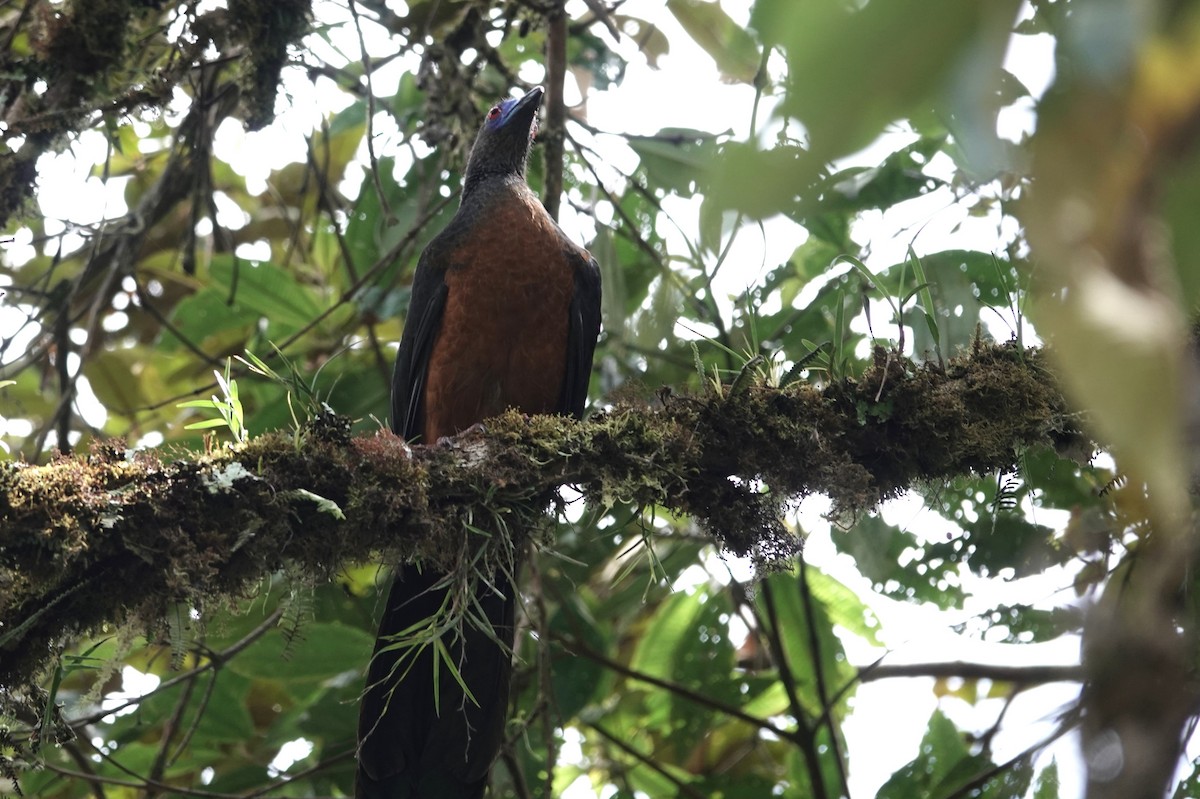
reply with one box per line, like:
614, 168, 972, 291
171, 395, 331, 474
513, 86, 544, 117
510, 86, 544, 141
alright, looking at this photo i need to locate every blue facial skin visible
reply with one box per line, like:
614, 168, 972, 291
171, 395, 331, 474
488, 97, 521, 128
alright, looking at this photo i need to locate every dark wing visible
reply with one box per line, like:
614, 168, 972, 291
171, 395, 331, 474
558, 249, 602, 418
390, 247, 449, 440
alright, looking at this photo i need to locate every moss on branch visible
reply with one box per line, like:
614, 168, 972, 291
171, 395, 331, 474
0, 341, 1082, 688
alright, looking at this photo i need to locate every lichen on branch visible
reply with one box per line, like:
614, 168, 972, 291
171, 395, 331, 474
0, 341, 1083, 689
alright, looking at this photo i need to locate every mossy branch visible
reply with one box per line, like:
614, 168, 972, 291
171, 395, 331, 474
0, 342, 1083, 689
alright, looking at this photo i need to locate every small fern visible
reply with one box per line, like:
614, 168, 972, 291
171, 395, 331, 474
167, 603, 189, 671
279, 586, 314, 661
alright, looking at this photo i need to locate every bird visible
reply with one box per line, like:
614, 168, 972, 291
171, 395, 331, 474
355, 85, 603, 799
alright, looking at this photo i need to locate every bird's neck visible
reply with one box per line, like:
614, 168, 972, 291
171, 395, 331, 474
461, 171, 531, 207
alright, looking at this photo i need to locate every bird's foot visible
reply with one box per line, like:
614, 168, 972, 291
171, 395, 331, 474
435, 422, 488, 446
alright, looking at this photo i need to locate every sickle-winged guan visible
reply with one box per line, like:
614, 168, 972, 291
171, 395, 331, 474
355, 86, 602, 799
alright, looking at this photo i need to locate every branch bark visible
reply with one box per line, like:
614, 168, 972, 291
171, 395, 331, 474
0, 342, 1082, 690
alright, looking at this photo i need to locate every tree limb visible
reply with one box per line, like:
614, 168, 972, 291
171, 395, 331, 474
0, 342, 1084, 690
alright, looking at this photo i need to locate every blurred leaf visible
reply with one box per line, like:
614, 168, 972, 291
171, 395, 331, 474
759, 570, 853, 717
135, 670, 256, 745
804, 566, 881, 646
877, 709, 969, 797
1161, 145, 1200, 309
956, 512, 1061, 578
709, 141, 819, 221
228, 622, 374, 682
752, 0, 1020, 164
629, 129, 719, 196
547, 591, 611, 720
666, 0, 760, 83
957, 603, 1083, 643
798, 137, 947, 226
207, 257, 325, 332
836, 516, 965, 609
616, 15, 671, 68
630, 588, 737, 753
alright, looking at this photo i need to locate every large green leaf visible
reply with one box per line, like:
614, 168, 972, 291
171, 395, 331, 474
751, 0, 1021, 164
629, 587, 737, 755
835, 515, 965, 609
758, 571, 853, 719
206, 256, 326, 333
628, 128, 718, 196
666, 0, 760, 83
876, 709, 969, 797
547, 589, 612, 721
228, 622, 374, 682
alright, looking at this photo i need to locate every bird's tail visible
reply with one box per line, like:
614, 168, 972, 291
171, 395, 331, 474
356, 564, 516, 799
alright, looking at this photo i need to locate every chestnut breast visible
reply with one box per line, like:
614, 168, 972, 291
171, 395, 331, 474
421, 186, 577, 441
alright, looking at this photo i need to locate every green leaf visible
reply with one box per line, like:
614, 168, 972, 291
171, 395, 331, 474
547, 592, 611, 721
207, 257, 325, 332
961, 603, 1082, 644
835, 516, 965, 609
957, 512, 1060, 578
709, 141, 819, 221
184, 417, 236, 431
629, 588, 737, 752
759, 571, 853, 718
134, 671, 256, 745
228, 622, 374, 682
84, 346, 165, 415
666, 0, 760, 83
630, 591, 706, 681
615, 15, 671, 68
797, 137, 947, 225
163, 287, 261, 356
752, 0, 1022, 164
628, 128, 718, 196
804, 566, 881, 646
877, 709, 970, 798
1036, 761, 1061, 799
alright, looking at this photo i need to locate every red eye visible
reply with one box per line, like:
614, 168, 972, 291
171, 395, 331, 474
487, 106, 501, 120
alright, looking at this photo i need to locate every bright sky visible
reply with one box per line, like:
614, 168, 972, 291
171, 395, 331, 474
5, 1, 1180, 796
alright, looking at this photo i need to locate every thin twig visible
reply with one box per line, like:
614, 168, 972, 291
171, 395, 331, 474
306, 136, 391, 383
858, 661, 1083, 684
550, 632, 786, 737
39, 760, 243, 799
943, 722, 1075, 799
587, 721, 708, 799
168, 668, 220, 767
59, 741, 107, 799
144, 667, 199, 797
543, 1, 568, 221
241, 747, 356, 798
347, 0, 393, 222
527, 553, 558, 798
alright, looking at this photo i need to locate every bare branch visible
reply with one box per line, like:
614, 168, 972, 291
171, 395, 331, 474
859, 661, 1083, 684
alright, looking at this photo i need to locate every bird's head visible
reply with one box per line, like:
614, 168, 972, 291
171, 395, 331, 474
463, 86, 543, 191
